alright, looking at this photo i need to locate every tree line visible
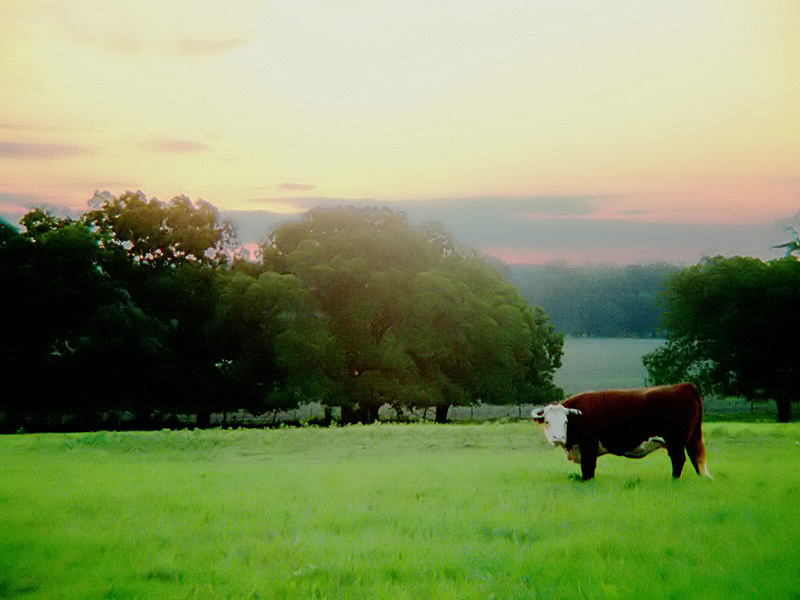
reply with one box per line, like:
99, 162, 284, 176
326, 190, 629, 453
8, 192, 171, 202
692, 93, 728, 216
0, 192, 564, 432
511, 226, 800, 422
3, 190, 796, 429
512, 263, 680, 338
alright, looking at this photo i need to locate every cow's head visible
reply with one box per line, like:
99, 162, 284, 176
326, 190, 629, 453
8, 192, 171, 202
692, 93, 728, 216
531, 404, 582, 446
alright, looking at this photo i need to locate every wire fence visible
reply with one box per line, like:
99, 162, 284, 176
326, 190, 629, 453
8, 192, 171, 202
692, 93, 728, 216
207, 397, 780, 427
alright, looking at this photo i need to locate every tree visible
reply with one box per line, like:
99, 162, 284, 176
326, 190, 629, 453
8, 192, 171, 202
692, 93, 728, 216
57, 302, 172, 427
408, 259, 562, 422
643, 256, 800, 422
0, 209, 140, 429
82, 190, 238, 269
212, 269, 334, 420
261, 207, 563, 423
80, 191, 245, 426
262, 208, 429, 422
1, 196, 334, 431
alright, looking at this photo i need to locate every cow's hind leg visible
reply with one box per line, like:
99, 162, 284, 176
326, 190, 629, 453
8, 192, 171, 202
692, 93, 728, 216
667, 442, 686, 479
686, 430, 711, 478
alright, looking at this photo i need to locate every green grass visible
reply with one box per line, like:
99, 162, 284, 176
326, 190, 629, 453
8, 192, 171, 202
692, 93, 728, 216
1, 423, 799, 599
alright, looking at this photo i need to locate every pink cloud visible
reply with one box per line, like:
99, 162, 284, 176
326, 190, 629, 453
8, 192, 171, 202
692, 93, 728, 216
53, 180, 140, 190
479, 244, 690, 266
163, 38, 249, 56
0, 142, 90, 158
140, 140, 209, 153
276, 183, 317, 191
247, 183, 318, 192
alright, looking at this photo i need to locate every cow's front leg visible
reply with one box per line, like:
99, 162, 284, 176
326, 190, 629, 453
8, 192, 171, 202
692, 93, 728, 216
579, 444, 598, 480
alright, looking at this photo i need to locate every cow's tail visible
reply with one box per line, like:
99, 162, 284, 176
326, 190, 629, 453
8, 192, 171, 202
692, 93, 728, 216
685, 383, 711, 478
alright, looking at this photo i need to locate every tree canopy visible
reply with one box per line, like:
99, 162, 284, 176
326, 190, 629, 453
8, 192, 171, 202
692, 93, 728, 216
1, 193, 288, 430
82, 190, 238, 268
643, 255, 800, 422
1, 197, 562, 430
261, 207, 563, 423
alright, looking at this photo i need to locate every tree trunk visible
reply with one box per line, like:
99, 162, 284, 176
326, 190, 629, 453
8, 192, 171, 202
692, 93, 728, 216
340, 403, 378, 424
435, 404, 450, 424
775, 395, 792, 423
357, 403, 379, 424
340, 404, 356, 425
133, 409, 155, 430
195, 409, 211, 429
0, 410, 23, 434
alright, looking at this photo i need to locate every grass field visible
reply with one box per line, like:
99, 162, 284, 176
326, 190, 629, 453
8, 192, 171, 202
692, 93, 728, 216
2, 423, 799, 599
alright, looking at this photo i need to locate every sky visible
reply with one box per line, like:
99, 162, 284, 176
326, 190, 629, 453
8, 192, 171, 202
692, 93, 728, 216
1, 1, 798, 265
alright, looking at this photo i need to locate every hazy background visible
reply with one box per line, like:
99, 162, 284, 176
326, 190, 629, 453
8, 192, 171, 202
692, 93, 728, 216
2, 1, 798, 264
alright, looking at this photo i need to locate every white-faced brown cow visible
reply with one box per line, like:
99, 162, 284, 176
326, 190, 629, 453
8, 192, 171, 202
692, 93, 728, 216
532, 383, 711, 480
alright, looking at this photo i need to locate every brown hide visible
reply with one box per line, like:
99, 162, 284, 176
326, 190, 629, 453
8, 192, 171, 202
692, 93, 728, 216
562, 383, 708, 480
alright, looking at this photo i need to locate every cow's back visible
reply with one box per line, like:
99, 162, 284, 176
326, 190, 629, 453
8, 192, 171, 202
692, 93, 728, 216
563, 383, 702, 455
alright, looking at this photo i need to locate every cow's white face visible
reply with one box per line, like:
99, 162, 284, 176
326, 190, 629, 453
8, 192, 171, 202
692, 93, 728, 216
531, 404, 581, 446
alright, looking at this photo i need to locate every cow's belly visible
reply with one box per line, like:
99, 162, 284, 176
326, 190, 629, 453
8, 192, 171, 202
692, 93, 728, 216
625, 436, 666, 457
599, 436, 666, 459
561, 436, 666, 463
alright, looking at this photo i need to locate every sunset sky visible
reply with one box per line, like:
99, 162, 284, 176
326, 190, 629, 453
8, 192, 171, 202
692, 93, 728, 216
1, 1, 798, 264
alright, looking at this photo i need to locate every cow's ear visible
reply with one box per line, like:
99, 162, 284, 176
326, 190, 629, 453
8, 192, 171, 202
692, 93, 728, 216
567, 408, 582, 416
531, 407, 545, 423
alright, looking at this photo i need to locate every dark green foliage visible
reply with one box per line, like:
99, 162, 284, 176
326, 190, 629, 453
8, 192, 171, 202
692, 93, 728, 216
213, 270, 332, 417
644, 255, 800, 422
514, 262, 680, 337
0, 194, 244, 430
82, 190, 237, 268
261, 207, 563, 423
1, 199, 562, 430
0, 217, 17, 242
0, 210, 131, 427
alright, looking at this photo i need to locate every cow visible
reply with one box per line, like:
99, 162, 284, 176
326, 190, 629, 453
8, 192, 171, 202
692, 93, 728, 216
531, 383, 711, 480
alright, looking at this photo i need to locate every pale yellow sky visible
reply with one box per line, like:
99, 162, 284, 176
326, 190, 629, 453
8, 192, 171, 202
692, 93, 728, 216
1, 1, 799, 262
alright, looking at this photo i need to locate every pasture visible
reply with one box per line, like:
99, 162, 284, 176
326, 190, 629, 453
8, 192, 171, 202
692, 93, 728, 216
1, 422, 799, 599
